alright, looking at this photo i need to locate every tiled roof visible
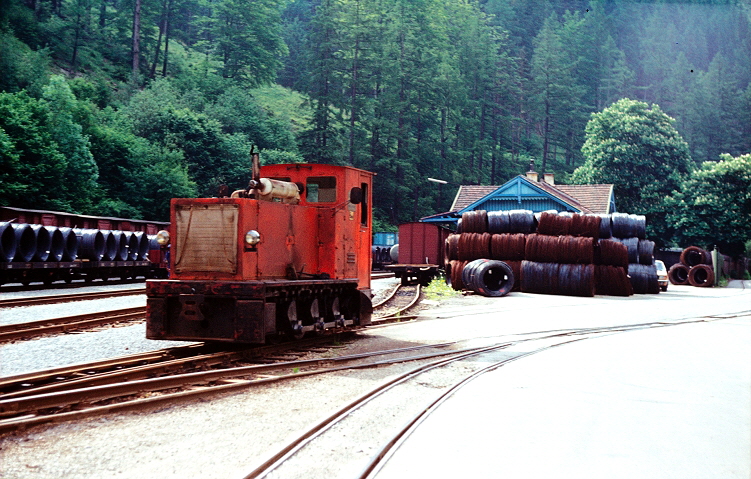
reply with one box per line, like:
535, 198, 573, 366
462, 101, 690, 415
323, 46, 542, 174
554, 184, 614, 214
450, 185, 499, 211
449, 177, 614, 214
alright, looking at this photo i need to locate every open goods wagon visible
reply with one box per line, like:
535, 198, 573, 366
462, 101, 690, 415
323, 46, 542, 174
0, 206, 169, 287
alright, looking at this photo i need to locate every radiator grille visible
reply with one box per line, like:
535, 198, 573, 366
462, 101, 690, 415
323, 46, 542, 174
174, 204, 238, 274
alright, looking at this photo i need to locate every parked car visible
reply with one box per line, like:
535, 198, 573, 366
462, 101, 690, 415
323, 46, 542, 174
655, 260, 669, 291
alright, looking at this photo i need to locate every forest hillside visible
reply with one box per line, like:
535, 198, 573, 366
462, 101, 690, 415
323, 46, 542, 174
1, 0, 749, 253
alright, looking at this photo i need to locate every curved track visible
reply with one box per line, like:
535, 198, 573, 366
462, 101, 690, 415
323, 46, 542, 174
242, 317, 730, 478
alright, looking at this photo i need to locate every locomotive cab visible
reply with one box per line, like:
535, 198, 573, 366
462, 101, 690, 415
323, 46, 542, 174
146, 160, 374, 343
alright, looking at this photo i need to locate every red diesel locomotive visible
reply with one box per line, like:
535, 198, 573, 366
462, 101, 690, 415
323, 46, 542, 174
146, 155, 375, 343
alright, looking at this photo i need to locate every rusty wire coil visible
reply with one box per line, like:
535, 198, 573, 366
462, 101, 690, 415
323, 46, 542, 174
445, 234, 460, 262
537, 211, 571, 236
504, 260, 522, 291
457, 233, 491, 260
460, 210, 488, 233
570, 214, 601, 239
680, 246, 710, 267
594, 265, 633, 296
557, 236, 595, 264
668, 263, 690, 285
628, 263, 660, 294
637, 239, 655, 265
489, 233, 526, 261
688, 264, 714, 287
524, 234, 560, 263
457, 234, 474, 261
447, 260, 469, 290
594, 239, 629, 267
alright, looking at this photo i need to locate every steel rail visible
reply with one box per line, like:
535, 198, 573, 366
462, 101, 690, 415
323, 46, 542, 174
244, 317, 732, 479
0, 342, 469, 433
374, 284, 422, 321
0, 307, 147, 342
0, 288, 146, 308
242, 342, 515, 479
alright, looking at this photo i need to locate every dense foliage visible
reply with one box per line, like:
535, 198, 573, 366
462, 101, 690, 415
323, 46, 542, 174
572, 98, 693, 244
0, 0, 749, 253
667, 153, 751, 257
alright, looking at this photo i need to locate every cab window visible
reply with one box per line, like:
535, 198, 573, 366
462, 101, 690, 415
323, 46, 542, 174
306, 176, 337, 203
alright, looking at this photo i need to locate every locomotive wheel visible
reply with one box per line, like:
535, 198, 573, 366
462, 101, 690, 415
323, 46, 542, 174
286, 300, 304, 339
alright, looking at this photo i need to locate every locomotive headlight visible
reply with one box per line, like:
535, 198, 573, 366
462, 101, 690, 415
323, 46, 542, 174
156, 230, 170, 245
245, 230, 261, 246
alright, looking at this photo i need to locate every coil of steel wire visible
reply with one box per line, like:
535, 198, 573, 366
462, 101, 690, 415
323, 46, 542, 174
489, 233, 526, 261
628, 263, 660, 294
524, 234, 561, 263
59, 227, 79, 261
12, 223, 36, 262
680, 246, 711, 267
508, 210, 537, 233
688, 264, 714, 287
557, 263, 596, 297
570, 214, 601, 239
557, 236, 595, 264
594, 265, 633, 296
460, 210, 488, 233
668, 263, 690, 285
462, 258, 515, 297
447, 260, 469, 291
457, 233, 491, 261
0, 222, 17, 262
611, 213, 646, 239
593, 239, 629, 267
445, 234, 460, 262
536, 211, 571, 236
520, 261, 559, 295
615, 237, 639, 264
637, 239, 655, 265
487, 211, 510, 234
597, 214, 612, 239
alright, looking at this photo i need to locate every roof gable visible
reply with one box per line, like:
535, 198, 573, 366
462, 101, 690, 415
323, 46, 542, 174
447, 176, 615, 216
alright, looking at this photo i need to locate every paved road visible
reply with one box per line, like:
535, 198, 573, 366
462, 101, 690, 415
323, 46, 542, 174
374, 284, 751, 479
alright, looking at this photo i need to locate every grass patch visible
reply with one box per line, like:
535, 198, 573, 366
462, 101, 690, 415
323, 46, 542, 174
423, 275, 460, 301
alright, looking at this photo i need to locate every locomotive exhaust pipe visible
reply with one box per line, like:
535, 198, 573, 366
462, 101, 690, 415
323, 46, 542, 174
230, 148, 301, 203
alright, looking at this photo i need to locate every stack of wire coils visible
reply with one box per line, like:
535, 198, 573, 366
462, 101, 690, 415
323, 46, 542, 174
445, 210, 659, 297
667, 246, 714, 287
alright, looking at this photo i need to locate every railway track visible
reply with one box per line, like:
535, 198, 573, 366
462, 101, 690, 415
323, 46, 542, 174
0, 339, 463, 434
0, 278, 429, 434
0, 288, 146, 308
1, 278, 416, 343
0, 273, 395, 310
0, 307, 146, 342
241, 317, 728, 478
0, 314, 731, 436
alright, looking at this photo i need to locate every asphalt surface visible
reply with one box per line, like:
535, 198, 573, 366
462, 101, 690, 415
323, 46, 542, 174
375, 316, 750, 479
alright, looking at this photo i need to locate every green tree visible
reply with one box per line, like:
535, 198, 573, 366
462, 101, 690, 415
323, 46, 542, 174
571, 98, 693, 244
209, 0, 287, 84
0, 90, 69, 210
42, 75, 99, 211
667, 153, 751, 258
